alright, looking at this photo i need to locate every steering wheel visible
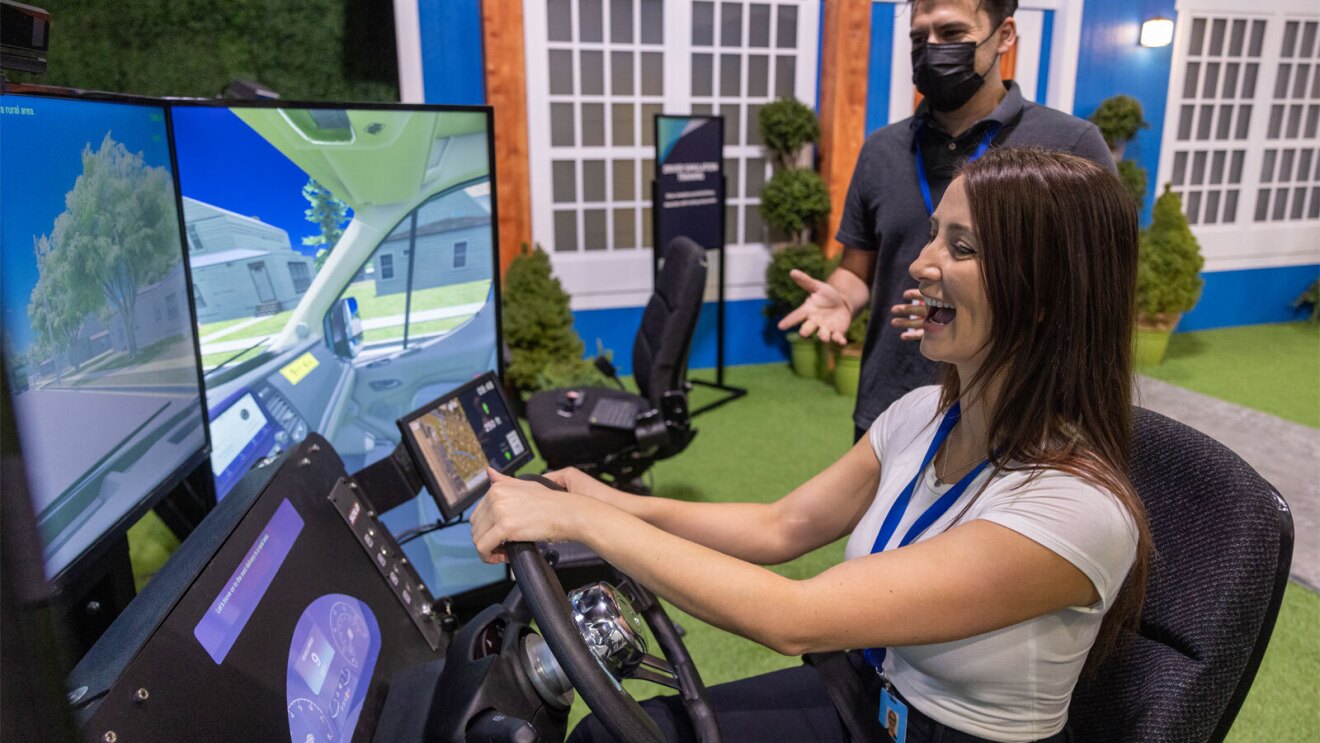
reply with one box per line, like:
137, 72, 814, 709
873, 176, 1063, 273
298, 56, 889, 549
506, 537, 721, 743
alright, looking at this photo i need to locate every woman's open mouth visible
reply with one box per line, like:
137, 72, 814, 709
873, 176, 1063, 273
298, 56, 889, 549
924, 295, 956, 325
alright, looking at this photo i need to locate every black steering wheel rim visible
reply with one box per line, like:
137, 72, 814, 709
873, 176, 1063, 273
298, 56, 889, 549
506, 541, 721, 743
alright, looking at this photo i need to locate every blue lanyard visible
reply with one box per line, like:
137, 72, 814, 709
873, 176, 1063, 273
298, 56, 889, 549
863, 401, 991, 671
915, 123, 1000, 216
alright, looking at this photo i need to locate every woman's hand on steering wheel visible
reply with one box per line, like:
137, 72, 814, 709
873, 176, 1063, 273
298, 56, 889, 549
544, 465, 621, 504
470, 467, 604, 563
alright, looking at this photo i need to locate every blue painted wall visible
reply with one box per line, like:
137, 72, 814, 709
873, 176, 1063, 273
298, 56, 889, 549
1181, 265, 1320, 331
866, 2, 896, 135
573, 299, 789, 375
1073, 0, 1175, 225
1035, 10, 1054, 104
418, 0, 486, 105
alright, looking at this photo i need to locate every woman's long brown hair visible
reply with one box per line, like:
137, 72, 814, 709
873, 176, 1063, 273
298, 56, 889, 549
940, 147, 1151, 671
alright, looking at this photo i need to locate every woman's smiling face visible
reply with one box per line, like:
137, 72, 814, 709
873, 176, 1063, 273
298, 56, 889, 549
909, 176, 993, 376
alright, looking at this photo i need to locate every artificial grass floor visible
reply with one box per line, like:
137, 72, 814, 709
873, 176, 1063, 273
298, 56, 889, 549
549, 363, 1319, 737
1138, 322, 1320, 429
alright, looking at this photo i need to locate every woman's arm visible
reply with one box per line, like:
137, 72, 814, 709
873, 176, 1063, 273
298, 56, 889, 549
546, 435, 881, 565
470, 476, 1097, 656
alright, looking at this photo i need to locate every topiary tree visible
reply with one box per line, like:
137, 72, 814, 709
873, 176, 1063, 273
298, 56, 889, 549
760, 169, 831, 246
764, 243, 831, 319
1137, 185, 1204, 329
1089, 95, 1149, 152
758, 97, 820, 169
1117, 159, 1147, 208
501, 244, 601, 396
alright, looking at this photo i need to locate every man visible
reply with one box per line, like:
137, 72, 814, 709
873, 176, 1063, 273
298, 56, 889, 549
780, 0, 1115, 439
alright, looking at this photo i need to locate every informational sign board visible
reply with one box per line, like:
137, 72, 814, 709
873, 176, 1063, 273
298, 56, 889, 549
651, 114, 745, 412
653, 115, 724, 256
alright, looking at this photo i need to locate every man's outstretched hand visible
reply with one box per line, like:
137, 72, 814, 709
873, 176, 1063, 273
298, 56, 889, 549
777, 269, 854, 346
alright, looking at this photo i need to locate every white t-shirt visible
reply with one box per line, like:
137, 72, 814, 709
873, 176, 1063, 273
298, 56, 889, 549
844, 386, 1137, 742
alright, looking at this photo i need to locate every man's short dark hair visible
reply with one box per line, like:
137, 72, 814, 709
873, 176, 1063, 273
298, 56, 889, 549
909, 1, 1019, 28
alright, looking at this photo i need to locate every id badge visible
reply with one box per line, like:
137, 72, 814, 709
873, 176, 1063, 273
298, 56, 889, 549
880, 686, 908, 743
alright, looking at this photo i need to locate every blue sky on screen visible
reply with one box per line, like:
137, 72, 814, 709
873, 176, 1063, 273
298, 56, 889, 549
171, 106, 348, 261
0, 95, 175, 354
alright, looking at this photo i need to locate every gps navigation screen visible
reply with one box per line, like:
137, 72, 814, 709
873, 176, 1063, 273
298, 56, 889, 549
398, 373, 530, 518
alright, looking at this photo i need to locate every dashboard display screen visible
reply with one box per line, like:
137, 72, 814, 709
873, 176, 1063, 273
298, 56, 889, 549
209, 391, 277, 497
397, 371, 531, 518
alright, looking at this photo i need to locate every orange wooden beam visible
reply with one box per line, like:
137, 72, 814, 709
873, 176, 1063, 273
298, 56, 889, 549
818, 0, 872, 259
482, 0, 532, 276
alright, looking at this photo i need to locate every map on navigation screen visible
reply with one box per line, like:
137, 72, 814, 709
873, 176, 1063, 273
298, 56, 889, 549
399, 373, 530, 517
408, 399, 490, 504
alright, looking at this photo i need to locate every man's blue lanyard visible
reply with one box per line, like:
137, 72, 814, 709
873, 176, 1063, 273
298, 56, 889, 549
915, 123, 1000, 216
863, 401, 991, 671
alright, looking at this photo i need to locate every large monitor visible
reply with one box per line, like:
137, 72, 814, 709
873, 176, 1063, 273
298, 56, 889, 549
0, 91, 209, 584
170, 101, 503, 597
398, 371, 532, 519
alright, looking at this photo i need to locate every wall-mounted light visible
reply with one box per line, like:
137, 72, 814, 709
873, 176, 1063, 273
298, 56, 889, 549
1140, 17, 1175, 48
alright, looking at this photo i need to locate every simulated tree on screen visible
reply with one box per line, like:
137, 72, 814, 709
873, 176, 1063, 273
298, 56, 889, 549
28, 235, 85, 380
302, 177, 349, 271
29, 133, 180, 361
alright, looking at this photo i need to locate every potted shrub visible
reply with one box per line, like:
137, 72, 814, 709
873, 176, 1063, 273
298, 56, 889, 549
1135, 185, 1204, 365
502, 243, 604, 404
1089, 94, 1149, 161
764, 243, 830, 377
834, 308, 869, 396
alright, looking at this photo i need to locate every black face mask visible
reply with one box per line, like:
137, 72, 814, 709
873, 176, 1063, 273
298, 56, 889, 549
911, 27, 1000, 112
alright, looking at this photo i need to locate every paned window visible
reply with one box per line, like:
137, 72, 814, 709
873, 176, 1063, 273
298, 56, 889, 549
527, 0, 820, 308
1167, 14, 1319, 227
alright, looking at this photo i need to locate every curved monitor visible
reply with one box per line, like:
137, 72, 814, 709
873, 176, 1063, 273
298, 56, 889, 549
0, 91, 209, 583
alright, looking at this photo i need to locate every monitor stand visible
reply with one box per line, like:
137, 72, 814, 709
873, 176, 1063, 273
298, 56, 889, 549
61, 538, 135, 659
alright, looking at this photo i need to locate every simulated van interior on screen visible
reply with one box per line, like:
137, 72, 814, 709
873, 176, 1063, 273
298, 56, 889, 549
171, 104, 503, 597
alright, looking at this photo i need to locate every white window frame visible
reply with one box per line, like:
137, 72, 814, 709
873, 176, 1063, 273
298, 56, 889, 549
1158, 0, 1320, 272
525, 0, 821, 310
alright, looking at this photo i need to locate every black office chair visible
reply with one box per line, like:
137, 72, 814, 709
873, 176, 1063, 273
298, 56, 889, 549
1069, 408, 1294, 742
526, 237, 708, 490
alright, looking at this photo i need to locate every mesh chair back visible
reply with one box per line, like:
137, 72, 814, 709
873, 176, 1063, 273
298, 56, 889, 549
1069, 408, 1293, 742
633, 237, 708, 409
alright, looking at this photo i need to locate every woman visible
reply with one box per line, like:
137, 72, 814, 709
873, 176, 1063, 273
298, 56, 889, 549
471, 147, 1151, 743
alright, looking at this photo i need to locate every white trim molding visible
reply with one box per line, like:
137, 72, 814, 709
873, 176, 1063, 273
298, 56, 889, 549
394, 0, 426, 103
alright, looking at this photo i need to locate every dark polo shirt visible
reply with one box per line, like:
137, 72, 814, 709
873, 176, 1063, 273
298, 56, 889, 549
835, 82, 1115, 430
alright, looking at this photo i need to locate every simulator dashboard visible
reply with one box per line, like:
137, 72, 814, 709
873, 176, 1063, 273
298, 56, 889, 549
69, 371, 556, 743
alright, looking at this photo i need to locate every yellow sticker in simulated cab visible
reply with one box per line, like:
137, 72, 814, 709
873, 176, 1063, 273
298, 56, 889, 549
279, 352, 320, 385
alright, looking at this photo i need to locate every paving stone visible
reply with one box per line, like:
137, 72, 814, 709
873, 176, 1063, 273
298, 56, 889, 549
1135, 376, 1319, 592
